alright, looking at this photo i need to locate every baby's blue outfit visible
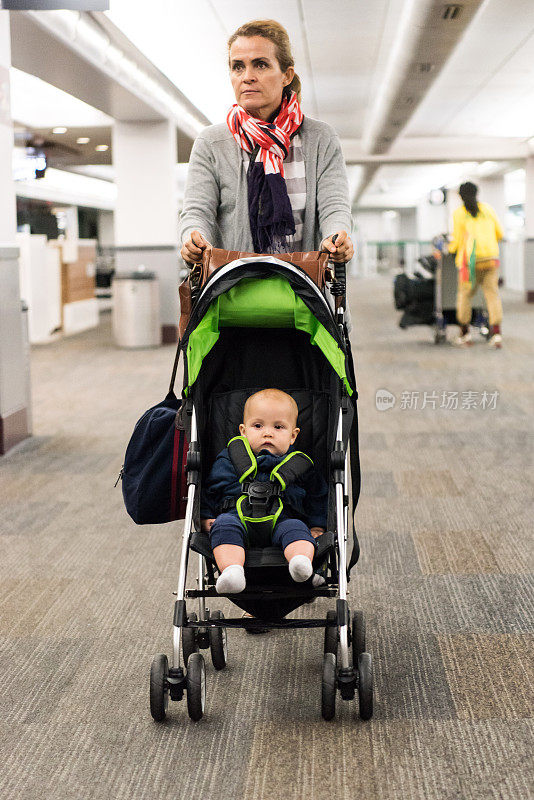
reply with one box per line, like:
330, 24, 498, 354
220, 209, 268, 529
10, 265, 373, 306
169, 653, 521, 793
201, 445, 328, 551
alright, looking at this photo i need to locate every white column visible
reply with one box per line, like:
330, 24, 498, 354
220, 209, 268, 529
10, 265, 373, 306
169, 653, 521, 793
64, 205, 79, 241
478, 176, 509, 286
416, 198, 448, 245
97, 210, 114, 247
112, 120, 179, 342
524, 157, 534, 302
478, 176, 506, 224
0, 16, 15, 240
0, 12, 30, 454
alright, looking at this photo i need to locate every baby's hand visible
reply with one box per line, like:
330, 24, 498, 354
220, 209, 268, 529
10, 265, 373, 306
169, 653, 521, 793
310, 527, 325, 539
201, 518, 215, 532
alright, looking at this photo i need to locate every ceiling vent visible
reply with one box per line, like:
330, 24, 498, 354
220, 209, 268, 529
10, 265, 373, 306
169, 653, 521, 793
442, 4, 462, 20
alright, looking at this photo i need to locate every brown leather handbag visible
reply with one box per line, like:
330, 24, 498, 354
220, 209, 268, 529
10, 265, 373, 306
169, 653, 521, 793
178, 247, 332, 339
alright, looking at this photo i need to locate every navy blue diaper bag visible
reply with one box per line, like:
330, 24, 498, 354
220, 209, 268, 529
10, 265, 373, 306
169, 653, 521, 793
119, 345, 188, 524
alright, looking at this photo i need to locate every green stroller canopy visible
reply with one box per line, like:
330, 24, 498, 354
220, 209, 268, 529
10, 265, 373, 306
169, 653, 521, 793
186, 275, 352, 395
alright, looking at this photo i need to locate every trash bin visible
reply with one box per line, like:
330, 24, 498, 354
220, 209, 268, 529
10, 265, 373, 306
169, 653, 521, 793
112, 268, 160, 348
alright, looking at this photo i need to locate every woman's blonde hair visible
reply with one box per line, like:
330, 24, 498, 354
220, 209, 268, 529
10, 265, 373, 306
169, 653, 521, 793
228, 19, 302, 102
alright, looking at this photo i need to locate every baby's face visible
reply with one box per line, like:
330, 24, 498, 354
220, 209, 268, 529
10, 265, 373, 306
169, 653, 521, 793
239, 396, 299, 456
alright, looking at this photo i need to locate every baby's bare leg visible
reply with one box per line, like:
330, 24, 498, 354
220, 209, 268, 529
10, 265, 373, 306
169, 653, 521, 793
213, 544, 245, 571
284, 540, 315, 563
274, 520, 324, 586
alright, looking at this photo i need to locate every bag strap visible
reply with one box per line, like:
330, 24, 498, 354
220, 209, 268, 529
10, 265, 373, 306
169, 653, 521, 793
168, 338, 182, 394
347, 405, 361, 576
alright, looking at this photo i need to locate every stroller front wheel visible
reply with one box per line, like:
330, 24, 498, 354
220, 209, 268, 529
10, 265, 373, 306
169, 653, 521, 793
352, 611, 366, 662
321, 652, 336, 720
149, 653, 169, 722
209, 610, 228, 670
186, 652, 206, 721
324, 610, 338, 655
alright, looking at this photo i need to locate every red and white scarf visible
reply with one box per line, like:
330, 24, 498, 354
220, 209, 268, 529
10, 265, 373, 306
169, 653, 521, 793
226, 91, 304, 177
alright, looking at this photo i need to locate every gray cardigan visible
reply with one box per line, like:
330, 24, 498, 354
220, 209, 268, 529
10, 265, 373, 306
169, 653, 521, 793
179, 116, 352, 254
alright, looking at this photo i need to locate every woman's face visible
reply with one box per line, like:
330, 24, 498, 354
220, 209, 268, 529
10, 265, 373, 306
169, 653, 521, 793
229, 35, 294, 121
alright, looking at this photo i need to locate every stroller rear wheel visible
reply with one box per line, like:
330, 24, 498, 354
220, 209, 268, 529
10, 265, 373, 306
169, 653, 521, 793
352, 611, 366, 662
186, 652, 206, 721
209, 610, 228, 670
321, 652, 336, 720
324, 610, 338, 655
358, 652, 373, 720
149, 653, 169, 722
182, 612, 199, 665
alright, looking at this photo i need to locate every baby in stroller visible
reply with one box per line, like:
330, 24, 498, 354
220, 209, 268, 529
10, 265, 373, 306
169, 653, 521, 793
200, 388, 328, 594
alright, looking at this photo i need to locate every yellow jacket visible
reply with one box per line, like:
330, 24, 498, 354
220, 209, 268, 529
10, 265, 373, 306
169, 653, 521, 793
450, 202, 503, 268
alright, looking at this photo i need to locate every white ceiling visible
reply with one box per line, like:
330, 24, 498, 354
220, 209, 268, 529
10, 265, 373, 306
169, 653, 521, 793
104, 0, 405, 139
404, 0, 534, 138
8, 0, 534, 209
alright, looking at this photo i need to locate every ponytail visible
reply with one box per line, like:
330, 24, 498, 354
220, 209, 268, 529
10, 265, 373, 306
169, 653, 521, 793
287, 72, 301, 102
459, 181, 479, 218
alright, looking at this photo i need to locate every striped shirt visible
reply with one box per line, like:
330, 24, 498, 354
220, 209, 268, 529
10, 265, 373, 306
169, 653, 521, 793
241, 133, 306, 253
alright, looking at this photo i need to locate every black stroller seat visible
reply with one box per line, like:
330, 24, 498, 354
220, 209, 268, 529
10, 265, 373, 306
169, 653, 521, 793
190, 528, 336, 620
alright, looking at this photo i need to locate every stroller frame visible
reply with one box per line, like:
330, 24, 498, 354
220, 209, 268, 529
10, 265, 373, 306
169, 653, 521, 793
150, 252, 373, 723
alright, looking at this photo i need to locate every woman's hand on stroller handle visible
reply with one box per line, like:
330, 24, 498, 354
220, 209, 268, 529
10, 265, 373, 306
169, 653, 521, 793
310, 526, 325, 538
321, 230, 354, 263
201, 517, 215, 532
181, 230, 211, 265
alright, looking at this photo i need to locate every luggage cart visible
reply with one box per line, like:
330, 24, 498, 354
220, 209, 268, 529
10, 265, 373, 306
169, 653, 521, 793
432, 235, 489, 344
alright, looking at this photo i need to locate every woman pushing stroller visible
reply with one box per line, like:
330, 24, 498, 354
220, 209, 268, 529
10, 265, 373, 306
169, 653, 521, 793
179, 18, 354, 281
201, 389, 328, 594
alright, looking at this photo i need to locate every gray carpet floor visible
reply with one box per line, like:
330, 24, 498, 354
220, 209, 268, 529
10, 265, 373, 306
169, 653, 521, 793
1, 276, 533, 800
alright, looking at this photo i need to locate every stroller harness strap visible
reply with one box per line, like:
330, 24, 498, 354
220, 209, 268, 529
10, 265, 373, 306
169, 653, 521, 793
226, 436, 313, 545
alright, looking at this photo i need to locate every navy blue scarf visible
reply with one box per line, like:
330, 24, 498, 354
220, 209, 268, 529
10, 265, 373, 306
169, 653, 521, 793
247, 153, 296, 253
227, 91, 304, 253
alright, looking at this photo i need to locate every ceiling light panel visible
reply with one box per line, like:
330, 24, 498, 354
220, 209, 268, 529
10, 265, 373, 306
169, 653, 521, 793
15, 166, 117, 210
105, 0, 234, 124
10, 67, 113, 129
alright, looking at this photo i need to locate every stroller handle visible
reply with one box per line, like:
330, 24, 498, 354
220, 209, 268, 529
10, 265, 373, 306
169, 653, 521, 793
329, 234, 347, 307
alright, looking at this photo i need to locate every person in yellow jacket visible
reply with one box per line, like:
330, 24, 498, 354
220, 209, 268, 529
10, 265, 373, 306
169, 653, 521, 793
449, 182, 503, 348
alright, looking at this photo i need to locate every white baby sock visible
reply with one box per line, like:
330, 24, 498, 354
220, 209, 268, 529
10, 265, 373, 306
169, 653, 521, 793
288, 555, 313, 583
312, 572, 326, 588
216, 564, 246, 594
